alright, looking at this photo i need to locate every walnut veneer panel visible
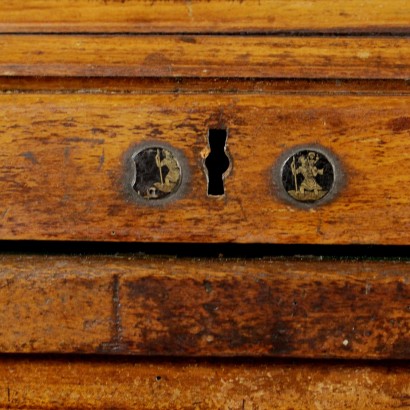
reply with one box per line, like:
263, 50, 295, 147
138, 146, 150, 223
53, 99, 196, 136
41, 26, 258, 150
0, 0, 408, 34
0, 255, 408, 358
1, 358, 410, 409
0, 35, 409, 79
0, 93, 409, 244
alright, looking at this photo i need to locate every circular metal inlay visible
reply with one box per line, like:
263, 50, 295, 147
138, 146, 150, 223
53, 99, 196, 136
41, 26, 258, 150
280, 148, 336, 204
132, 147, 182, 200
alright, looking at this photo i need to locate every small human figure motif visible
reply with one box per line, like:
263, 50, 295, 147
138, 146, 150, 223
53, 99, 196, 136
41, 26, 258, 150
286, 151, 329, 202
133, 147, 182, 200
153, 149, 181, 194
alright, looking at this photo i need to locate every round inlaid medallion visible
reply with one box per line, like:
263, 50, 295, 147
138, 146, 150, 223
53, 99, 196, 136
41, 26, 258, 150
132, 146, 182, 200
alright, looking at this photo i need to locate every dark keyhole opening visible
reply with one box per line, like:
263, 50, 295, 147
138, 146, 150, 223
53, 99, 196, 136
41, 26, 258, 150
205, 129, 230, 196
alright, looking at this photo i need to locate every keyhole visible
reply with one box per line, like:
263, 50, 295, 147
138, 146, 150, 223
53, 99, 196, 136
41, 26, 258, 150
205, 129, 230, 196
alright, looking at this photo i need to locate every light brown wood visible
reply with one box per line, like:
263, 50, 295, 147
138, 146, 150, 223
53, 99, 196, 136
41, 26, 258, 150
1, 358, 410, 409
0, 93, 409, 244
0, 0, 409, 34
0, 35, 409, 79
0, 254, 408, 358
0, 255, 113, 353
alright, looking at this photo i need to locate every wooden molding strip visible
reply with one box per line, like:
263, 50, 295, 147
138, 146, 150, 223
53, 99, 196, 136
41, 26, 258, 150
0, 35, 409, 79
0, 0, 409, 34
0, 255, 408, 358
1, 357, 410, 409
0, 94, 410, 244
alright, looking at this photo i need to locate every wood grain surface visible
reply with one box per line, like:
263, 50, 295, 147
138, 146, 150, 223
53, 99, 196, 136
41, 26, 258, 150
1, 357, 409, 409
0, 0, 409, 34
0, 35, 409, 79
0, 93, 409, 244
0, 255, 408, 358
1, 2, 409, 407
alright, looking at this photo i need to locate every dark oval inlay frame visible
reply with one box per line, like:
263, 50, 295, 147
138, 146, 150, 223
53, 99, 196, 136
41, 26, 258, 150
272, 144, 345, 209
124, 142, 190, 206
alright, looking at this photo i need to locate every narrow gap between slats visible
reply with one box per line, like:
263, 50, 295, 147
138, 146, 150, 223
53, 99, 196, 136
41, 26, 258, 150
1, 241, 410, 260
0, 77, 408, 95
0, 353, 409, 367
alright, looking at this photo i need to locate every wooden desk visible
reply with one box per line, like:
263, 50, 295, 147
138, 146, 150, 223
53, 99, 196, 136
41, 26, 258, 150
0, 1, 409, 408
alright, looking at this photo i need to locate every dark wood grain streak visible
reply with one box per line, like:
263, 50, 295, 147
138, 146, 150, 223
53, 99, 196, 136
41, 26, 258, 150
0, 255, 408, 358
1, 77, 410, 95
0, 35, 409, 79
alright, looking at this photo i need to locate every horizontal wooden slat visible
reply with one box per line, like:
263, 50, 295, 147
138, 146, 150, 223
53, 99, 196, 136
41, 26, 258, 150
0, 94, 410, 244
0, 35, 409, 79
2, 358, 410, 409
0, 255, 408, 358
0, 0, 409, 34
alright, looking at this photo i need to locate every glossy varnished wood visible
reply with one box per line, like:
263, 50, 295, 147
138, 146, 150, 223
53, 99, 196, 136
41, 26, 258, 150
1, 357, 410, 409
0, 0, 409, 34
0, 93, 409, 244
0, 255, 408, 358
0, 35, 409, 79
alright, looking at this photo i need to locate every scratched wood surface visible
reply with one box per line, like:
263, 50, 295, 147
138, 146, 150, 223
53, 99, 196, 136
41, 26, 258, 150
0, 0, 409, 34
0, 93, 409, 244
0, 35, 409, 79
0, 255, 408, 358
1, 357, 409, 409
